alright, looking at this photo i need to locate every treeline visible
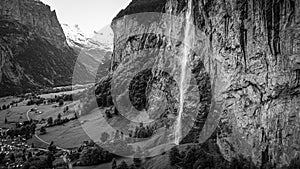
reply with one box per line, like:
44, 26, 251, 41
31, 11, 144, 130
0, 104, 10, 110
22, 152, 57, 169
27, 94, 73, 106
129, 123, 154, 139
46, 112, 78, 128
0, 99, 24, 111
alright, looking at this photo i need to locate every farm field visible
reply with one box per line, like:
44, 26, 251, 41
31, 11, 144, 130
0, 96, 22, 108
0, 87, 89, 149
38, 119, 88, 149
35, 107, 114, 149
0, 97, 33, 129
28, 100, 80, 122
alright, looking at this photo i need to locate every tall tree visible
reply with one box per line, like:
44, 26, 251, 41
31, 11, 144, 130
112, 158, 117, 169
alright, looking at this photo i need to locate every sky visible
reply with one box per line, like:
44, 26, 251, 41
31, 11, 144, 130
41, 0, 131, 35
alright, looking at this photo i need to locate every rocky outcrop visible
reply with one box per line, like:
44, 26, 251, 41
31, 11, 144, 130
109, 0, 300, 167
0, 0, 66, 48
0, 0, 94, 96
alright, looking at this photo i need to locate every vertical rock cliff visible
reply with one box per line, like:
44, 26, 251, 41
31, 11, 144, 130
0, 0, 66, 48
194, 0, 300, 167
108, 0, 300, 167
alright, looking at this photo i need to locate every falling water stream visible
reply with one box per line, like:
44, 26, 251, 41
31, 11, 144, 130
174, 0, 193, 145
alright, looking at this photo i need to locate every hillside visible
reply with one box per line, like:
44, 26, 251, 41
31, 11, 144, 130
62, 24, 112, 79
0, 0, 94, 96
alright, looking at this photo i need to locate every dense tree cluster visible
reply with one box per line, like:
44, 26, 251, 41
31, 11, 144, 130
128, 69, 152, 111
6, 123, 36, 139
166, 140, 299, 169
27, 97, 44, 106
116, 161, 129, 169
47, 112, 78, 128
130, 123, 154, 139
75, 143, 114, 166
95, 75, 113, 108
105, 107, 119, 119
22, 152, 55, 169
0, 99, 23, 110
27, 94, 73, 106
1, 104, 9, 110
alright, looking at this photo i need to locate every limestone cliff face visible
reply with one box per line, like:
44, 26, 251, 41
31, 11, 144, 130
0, 0, 66, 48
110, 0, 300, 167
194, 0, 300, 167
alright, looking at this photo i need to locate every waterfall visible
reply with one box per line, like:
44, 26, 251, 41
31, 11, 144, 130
174, 0, 193, 145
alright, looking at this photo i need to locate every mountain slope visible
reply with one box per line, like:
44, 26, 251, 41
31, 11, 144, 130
0, 0, 94, 96
62, 24, 112, 79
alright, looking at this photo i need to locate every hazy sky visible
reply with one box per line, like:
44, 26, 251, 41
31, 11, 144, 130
41, 0, 131, 35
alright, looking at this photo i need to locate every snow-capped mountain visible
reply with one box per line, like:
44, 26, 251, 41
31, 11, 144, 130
62, 24, 113, 51
62, 24, 113, 79
92, 25, 114, 51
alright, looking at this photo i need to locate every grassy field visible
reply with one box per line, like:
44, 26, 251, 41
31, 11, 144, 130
79, 108, 115, 142
0, 98, 34, 129
29, 100, 80, 121
0, 91, 176, 154
26, 99, 87, 149
0, 96, 23, 107
0, 95, 175, 169
34, 107, 114, 149
38, 119, 88, 149
0, 93, 86, 149
27, 135, 50, 149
